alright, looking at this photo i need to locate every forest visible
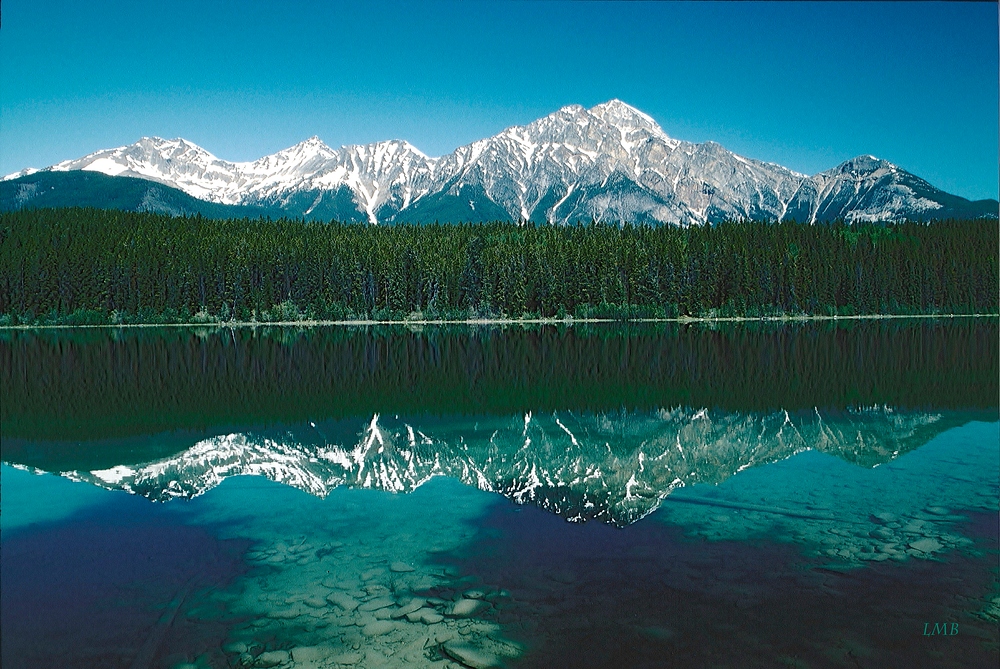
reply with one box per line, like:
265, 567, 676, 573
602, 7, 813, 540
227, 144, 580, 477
0, 208, 996, 324
3, 320, 996, 454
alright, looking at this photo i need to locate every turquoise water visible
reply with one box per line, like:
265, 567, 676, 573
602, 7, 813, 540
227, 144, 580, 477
2, 324, 998, 668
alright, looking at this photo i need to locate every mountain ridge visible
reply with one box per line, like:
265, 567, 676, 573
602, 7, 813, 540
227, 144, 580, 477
11, 407, 960, 526
4, 100, 997, 224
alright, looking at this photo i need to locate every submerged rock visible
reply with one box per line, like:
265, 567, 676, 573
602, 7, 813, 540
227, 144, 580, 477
364, 584, 391, 598
390, 561, 416, 572
328, 651, 365, 665
908, 538, 943, 553
407, 607, 444, 624
255, 650, 290, 667
870, 528, 895, 541
358, 596, 395, 612
362, 620, 398, 636
267, 607, 302, 620
447, 599, 483, 617
290, 645, 336, 662
326, 592, 360, 611
391, 598, 427, 618
443, 641, 502, 669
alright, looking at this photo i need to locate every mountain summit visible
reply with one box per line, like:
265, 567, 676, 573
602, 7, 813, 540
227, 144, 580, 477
4, 101, 996, 224
56, 407, 950, 527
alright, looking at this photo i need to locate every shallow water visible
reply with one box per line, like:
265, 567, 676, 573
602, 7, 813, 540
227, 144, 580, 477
2, 322, 998, 668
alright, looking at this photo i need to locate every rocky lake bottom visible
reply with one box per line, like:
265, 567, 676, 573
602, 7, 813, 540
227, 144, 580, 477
3, 321, 999, 667
2, 419, 998, 669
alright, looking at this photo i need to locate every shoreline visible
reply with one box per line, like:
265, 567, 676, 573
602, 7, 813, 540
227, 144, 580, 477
0, 313, 997, 330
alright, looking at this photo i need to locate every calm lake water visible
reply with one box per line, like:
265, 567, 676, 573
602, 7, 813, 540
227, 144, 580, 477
2, 320, 998, 668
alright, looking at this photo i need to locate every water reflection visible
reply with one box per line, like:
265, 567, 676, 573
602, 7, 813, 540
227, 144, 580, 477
3, 319, 996, 446
9, 419, 992, 669
2, 322, 998, 668
29, 406, 969, 527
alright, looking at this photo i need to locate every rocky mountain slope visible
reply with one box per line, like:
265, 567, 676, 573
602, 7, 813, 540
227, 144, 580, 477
43, 406, 959, 526
5, 100, 996, 224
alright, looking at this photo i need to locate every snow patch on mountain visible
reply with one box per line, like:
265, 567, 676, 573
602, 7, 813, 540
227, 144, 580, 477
5, 100, 991, 225
47, 407, 945, 527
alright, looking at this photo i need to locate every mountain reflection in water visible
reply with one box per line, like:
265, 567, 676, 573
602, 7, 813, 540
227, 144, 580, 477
31, 406, 964, 527
3, 319, 996, 448
2, 321, 998, 669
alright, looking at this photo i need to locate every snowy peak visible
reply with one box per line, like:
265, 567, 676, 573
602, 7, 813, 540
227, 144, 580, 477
146, 136, 215, 156
342, 139, 434, 168
589, 99, 667, 136
263, 135, 336, 160
41, 407, 951, 527
301, 135, 328, 147
84, 136, 220, 166
247, 136, 338, 178
4, 167, 39, 180
387, 139, 432, 160
43, 136, 240, 202
6, 101, 995, 224
519, 98, 675, 149
833, 154, 898, 176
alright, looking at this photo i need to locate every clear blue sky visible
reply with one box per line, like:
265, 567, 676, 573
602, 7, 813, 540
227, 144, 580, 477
2, 1, 997, 200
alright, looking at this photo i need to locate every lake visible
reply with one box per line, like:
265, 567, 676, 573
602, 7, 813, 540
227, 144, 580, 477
1, 320, 998, 668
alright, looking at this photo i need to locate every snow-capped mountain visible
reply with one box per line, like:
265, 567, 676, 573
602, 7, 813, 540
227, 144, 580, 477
410, 101, 806, 225
5, 101, 996, 224
34, 406, 952, 526
34, 135, 438, 223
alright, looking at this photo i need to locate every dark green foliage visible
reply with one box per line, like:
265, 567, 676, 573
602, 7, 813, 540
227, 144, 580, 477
1, 321, 996, 455
392, 183, 513, 224
0, 171, 282, 219
0, 208, 996, 324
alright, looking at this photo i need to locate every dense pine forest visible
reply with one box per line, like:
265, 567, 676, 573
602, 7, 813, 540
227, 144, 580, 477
0, 208, 996, 324
3, 322, 996, 460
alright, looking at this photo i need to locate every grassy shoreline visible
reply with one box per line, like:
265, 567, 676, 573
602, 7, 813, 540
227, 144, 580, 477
1, 312, 996, 330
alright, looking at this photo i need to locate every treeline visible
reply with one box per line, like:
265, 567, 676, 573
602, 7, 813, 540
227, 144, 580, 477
2, 321, 996, 454
0, 208, 997, 323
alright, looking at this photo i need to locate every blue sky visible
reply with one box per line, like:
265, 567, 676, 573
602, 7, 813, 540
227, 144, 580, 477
2, 1, 997, 200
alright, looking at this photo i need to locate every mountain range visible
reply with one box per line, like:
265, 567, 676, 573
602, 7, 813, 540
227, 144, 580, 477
25, 406, 959, 526
3, 100, 996, 224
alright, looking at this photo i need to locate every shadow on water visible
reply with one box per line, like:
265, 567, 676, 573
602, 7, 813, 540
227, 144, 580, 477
431, 499, 999, 669
0, 491, 251, 669
3, 320, 997, 449
2, 320, 998, 668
